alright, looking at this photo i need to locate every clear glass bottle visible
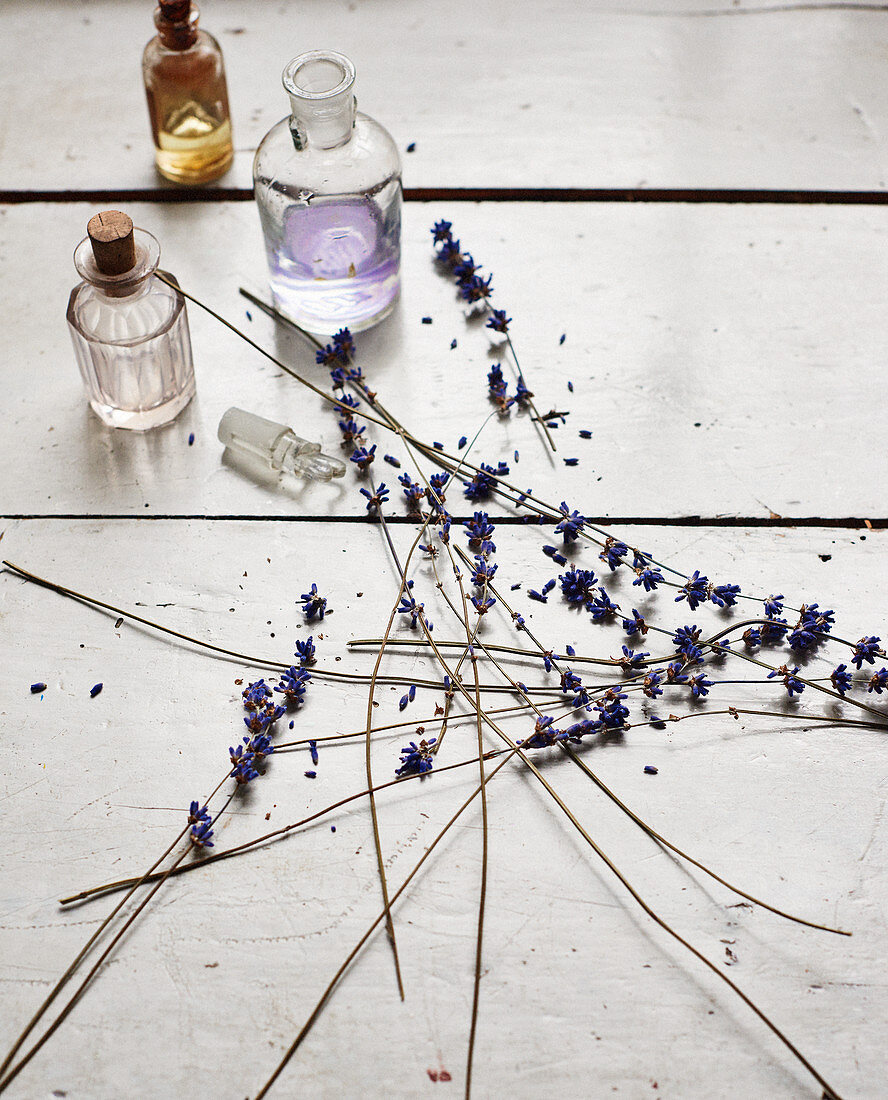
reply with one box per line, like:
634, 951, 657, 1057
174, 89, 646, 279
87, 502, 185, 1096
66, 211, 196, 430
142, 0, 233, 184
253, 50, 401, 333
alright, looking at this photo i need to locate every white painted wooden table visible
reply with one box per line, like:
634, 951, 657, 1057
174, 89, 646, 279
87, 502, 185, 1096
1, 4, 887, 1099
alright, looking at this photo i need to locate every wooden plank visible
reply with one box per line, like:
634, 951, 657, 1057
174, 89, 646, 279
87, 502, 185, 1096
2, 200, 886, 519
1, 518, 885, 1097
3, 1, 888, 192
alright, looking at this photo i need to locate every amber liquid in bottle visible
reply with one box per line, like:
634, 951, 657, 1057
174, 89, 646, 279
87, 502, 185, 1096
143, 1, 233, 184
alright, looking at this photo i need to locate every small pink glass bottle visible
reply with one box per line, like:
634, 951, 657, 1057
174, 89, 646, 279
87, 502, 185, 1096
66, 210, 196, 430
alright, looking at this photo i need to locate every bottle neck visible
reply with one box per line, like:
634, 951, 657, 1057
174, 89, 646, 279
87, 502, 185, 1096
283, 51, 357, 151
74, 229, 162, 299
154, 1, 199, 50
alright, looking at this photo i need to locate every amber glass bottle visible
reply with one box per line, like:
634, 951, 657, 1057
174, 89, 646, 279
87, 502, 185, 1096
142, 0, 233, 184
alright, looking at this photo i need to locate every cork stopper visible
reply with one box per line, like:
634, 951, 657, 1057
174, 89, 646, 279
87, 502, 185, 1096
87, 211, 136, 276
158, 0, 191, 21
155, 1, 198, 48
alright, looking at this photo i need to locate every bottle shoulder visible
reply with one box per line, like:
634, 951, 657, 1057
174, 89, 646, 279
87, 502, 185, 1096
253, 112, 401, 196
67, 274, 185, 346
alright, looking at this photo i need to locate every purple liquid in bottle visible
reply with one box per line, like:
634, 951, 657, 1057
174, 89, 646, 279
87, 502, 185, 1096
265, 187, 400, 333
253, 51, 402, 334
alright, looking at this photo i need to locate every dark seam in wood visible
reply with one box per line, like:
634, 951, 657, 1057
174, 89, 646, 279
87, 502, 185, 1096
1, 514, 885, 529
1, 188, 887, 205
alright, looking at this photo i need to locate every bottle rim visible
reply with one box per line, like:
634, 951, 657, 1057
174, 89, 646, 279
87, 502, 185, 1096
282, 50, 355, 101
74, 227, 161, 292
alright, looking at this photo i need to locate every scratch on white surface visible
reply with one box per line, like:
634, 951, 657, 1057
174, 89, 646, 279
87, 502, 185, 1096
849, 99, 880, 145
857, 797, 885, 864
0, 775, 47, 803
64, 787, 123, 822
0, 917, 105, 932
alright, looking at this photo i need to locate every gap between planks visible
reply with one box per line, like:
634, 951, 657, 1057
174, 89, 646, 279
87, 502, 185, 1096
1, 188, 888, 205
1, 514, 884, 529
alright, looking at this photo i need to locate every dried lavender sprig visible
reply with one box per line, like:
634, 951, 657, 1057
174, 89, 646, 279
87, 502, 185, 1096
387, 615, 845, 1100
429, 220, 557, 455
2, 663, 293, 1084
420, 541, 851, 938
165, 279, 853, 1086
339, 505, 851, 1100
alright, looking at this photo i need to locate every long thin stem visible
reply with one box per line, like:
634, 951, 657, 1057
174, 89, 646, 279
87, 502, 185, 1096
59, 749, 510, 906
356, 518, 426, 1001
0, 559, 553, 697
560, 746, 848, 935
496, 320, 557, 455
0, 824, 189, 1079
0, 833, 203, 1094
388, 617, 845, 1099
457, 590, 489, 1100
252, 747, 520, 1100
0, 770, 229, 1081
162, 276, 392, 434
435, 577, 851, 937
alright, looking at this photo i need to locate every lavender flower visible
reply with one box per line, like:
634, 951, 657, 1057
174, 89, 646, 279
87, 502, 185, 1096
623, 609, 648, 636
431, 220, 452, 243
486, 308, 511, 334
360, 483, 390, 512
464, 511, 496, 555
229, 744, 260, 784
398, 581, 430, 629
710, 583, 741, 608
300, 583, 328, 621
634, 567, 664, 592
618, 646, 650, 673
190, 818, 214, 849
675, 571, 709, 612
688, 673, 713, 699
599, 538, 628, 572
555, 501, 586, 544
595, 690, 630, 729
867, 668, 888, 694
458, 272, 494, 304
242, 679, 272, 710
520, 715, 563, 749
559, 566, 597, 606
851, 635, 882, 669
643, 670, 664, 698
398, 473, 426, 512
276, 666, 312, 705
464, 461, 509, 502
589, 588, 620, 623
350, 444, 377, 473
768, 664, 805, 698
395, 738, 437, 776
831, 664, 852, 695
